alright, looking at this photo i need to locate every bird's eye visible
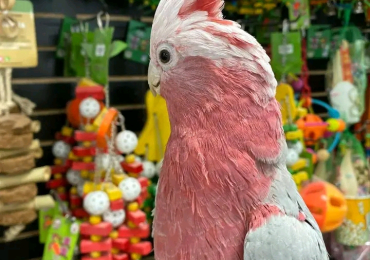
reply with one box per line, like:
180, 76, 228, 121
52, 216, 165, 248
159, 49, 171, 64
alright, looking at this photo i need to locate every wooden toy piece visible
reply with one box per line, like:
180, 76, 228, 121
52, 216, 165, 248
70, 194, 82, 207
112, 238, 129, 251
112, 254, 129, 260
285, 130, 303, 141
83, 182, 103, 195
61, 126, 74, 137
80, 222, 113, 236
50, 165, 69, 175
128, 241, 152, 255
72, 208, 89, 218
121, 162, 143, 174
80, 238, 112, 253
126, 210, 146, 226
74, 131, 98, 142
103, 183, 123, 201
0, 166, 51, 189
97, 108, 119, 149
73, 147, 96, 157
118, 223, 150, 238
110, 199, 124, 211
112, 173, 125, 186
72, 161, 95, 171
76, 86, 105, 101
289, 159, 306, 172
137, 177, 149, 188
55, 132, 76, 145
0, 195, 55, 213
296, 114, 327, 146
46, 178, 68, 189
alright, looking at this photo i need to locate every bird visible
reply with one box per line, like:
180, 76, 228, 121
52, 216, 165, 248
147, 0, 329, 259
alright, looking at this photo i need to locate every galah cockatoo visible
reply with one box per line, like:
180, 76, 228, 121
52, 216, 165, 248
148, 0, 329, 259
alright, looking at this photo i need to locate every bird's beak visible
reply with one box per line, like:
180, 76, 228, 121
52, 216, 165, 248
148, 61, 161, 96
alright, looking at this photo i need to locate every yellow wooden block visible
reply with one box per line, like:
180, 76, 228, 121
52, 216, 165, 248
290, 159, 306, 171
112, 173, 125, 186
128, 173, 137, 178
54, 173, 63, 179
276, 83, 297, 124
111, 248, 120, 255
93, 107, 108, 128
81, 170, 89, 178
127, 221, 136, 228
89, 216, 102, 225
54, 158, 63, 165
91, 235, 102, 242
296, 107, 307, 118
130, 237, 140, 244
83, 156, 93, 163
70, 187, 78, 195
128, 202, 139, 212
90, 252, 101, 258
125, 154, 136, 163
103, 184, 122, 201
109, 231, 119, 239
82, 141, 92, 148
85, 124, 97, 133
131, 253, 141, 260
61, 126, 73, 137
285, 130, 303, 140
83, 182, 101, 194
78, 77, 99, 87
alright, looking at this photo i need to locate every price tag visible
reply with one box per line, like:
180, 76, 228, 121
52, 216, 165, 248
95, 44, 106, 57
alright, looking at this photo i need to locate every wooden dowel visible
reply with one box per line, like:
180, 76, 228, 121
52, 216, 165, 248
0, 166, 51, 189
0, 195, 55, 213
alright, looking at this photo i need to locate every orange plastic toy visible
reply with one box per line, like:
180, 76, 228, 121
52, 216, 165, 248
296, 114, 327, 146
300, 181, 347, 233
96, 108, 119, 148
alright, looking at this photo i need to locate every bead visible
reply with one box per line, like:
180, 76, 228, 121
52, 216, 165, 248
111, 248, 120, 254
119, 177, 141, 201
89, 216, 102, 225
82, 141, 92, 148
57, 187, 65, 193
81, 170, 89, 178
90, 251, 101, 258
90, 235, 102, 242
54, 158, 63, 165
127, 221, 136, 228
52, 141, 71, 159
84, 124, 96, 132
141, 161, 156, 179
103, 209, 126, 228
66, 169, 82, 186
317, 149, 330, 162
128, 202, 139, 212
83, 156, 93, 163
84, 191, 110, 215
109, 230, 119, 239
79, 97, 100, 119
130, 237, 140, 244
61, 126, 73, 137
54, 173, 63, 179
115, 130, 138, 154
70, 187, 78, 195
125, 154, 136, 163
131, 253, 141, 260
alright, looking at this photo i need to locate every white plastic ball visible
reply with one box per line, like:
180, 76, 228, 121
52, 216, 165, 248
156, 159, 163, 176
135, 156, 142, 163
118, 177, 141, 201
115, 130, 138, 154
103, 209, 126, 228
79, 97, 100, 119
289, 141, 303, 154
66, 170, 82, 186
141, 161, 156, 179
286, 148, 299, 167
83, 191, 110, 215
52, 141, 71, 158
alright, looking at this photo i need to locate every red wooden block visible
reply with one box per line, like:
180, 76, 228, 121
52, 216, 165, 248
70, 195, 82, 206
46, 179, 67, 189
74, 131, 97, 141
76, 86, 105, 100
137, 177, 149, 188
80, 238, 112, 253
80, 222, 113, 236
81, 253, 112, 260
112, 238, 129, 251
127, 210, 146, 226
73, 147, 96, 157
118, 223, 150, 238
65, 159, 73, 168
72, 208, 89, 218
72, 161, 95, 171
58, 192, 68, 201
120, 162, 143, 174
110, 199, 124, 211
50, 165, 69, 174
112, 253, 128, 260
55, 132, 75, 144
128, 242, 152, 255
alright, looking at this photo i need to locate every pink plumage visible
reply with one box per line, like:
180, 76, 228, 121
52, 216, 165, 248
148, 0, 328, 259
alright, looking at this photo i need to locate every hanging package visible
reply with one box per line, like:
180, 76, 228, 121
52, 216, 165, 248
307, 25, 331, 59
124, 20, 151, 65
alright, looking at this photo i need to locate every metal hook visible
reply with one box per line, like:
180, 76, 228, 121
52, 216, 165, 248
97, 11, 110, 31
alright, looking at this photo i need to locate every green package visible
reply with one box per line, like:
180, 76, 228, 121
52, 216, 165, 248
42, 216, 80, 260
287, 0, 310, 29
39, 201, 67, 243
124, 20, 151, 65
307, 25, 331, 59
271, 31, 302, 80
56, 17, 79, 59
